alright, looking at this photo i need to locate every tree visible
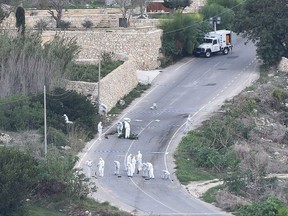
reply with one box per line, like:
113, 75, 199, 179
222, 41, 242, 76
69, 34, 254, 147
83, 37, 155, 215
48, 0, 71, 28
114, 0, 131, 27
131, 0, 151, 18
234, 0, 288, 66
207, 0, 243, 10
15, 6, 25, 35
163, 0, 192, 13
159, 13, 211, 65
0, 147, 38, 216
0, 3, 11, 24
200, 3, 235, 30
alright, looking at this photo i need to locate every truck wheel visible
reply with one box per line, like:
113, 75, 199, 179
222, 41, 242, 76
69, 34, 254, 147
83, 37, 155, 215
223, 48, 229, 55
205, 50, 211, 58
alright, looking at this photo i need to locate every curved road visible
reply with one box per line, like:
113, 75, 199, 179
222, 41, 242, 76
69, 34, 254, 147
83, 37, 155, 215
77, 37, 259, 215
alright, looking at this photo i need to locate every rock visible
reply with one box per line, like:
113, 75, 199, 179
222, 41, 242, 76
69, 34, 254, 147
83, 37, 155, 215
278, 57, 288, 73
0, 133, 12, 144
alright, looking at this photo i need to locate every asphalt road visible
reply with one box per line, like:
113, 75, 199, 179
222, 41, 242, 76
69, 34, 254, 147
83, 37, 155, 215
76, 37, 259, 215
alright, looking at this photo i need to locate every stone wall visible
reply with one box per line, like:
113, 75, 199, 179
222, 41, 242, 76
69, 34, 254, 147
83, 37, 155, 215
42, 27, 162, 70
65, 55, 139, 112
0, 8, 160, 29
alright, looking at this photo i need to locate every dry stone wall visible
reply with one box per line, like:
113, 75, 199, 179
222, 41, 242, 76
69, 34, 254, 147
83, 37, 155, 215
65, 55, 138, 112
42, 27, 162, 70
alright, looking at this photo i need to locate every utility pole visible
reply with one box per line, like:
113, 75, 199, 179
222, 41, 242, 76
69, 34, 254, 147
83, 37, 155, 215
44, 85, 47, 158
98, 58, 101, 114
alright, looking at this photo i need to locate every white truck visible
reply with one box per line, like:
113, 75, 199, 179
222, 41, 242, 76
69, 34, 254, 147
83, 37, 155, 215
193, 30, 233, 58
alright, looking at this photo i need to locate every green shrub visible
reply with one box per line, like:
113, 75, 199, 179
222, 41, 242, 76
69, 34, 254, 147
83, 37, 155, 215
109, 84, 150, 115
0, 94, 43, 131
101, 51, 115, 64
36, 150, 96, 198
81, 20, 93, 28
272, 87, 287, 102
46, 127, 68, 147
200, 3, 235, 30
237, 197, 288, 216
159, 12, 211, 64
34, 19, 48, 34
66, 61, 123, 82
59, 20, 71, 29
0, 147, 38, 216
202, 185, 225, 203
38, 88, 98, 139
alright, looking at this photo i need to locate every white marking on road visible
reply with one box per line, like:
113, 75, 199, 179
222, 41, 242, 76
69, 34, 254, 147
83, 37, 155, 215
175, 58, 195, 71
169, 97, 178, 106
129, 178, 179, 213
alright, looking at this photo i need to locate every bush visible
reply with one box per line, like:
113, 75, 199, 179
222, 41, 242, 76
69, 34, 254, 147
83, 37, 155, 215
42, 88, 98, 139
36, 150, 97, 198
237, 197, 288, 216
0, 94, 43, 131
82, 20, 93, 28
59, 20, 71, 29
66, 61, 123, 82
34, 19, 48, 34
200, 3, 235, 30
46, 127, 68, 147
159, 12, 211, 65
0, 147, 38, 216
272, 87, 287, 102
101, 51, 115, 64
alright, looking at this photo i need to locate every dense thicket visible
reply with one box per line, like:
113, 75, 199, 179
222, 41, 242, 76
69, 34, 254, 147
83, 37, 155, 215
0, 147, 96, 216
0, 88, 97, 139
0, 147, 38, 216
159, 13, 211, 65
0, 33, 79, 98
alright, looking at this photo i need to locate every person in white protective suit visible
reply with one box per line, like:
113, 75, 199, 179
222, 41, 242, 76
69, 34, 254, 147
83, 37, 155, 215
85, 160, 93, 178
126, 153, 132, 171
98, 122, 103, 140
131, 155, 136, 175
127, 162, 133, 177
124, 120, 130, 139
142, 162, 149, 178
116, 122, 123, 137
114, 160, 120, 176
97, 158, 105, 177
146, 162, 154, 179
136, 150, 143, 174
162, 170, 170, 180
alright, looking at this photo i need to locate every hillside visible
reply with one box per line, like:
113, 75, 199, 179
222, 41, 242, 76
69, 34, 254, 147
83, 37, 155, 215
184, 58, 288, 212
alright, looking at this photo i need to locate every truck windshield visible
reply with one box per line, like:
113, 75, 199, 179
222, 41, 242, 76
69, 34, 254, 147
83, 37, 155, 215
204, 38, 213, 43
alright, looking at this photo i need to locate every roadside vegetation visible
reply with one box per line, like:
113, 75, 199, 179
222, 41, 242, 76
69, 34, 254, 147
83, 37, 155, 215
0, 31, 135, 215
66, 51, 123, 82
171, 0, 288, 214
1, 0, 287, 215
175, 67, 288, 214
